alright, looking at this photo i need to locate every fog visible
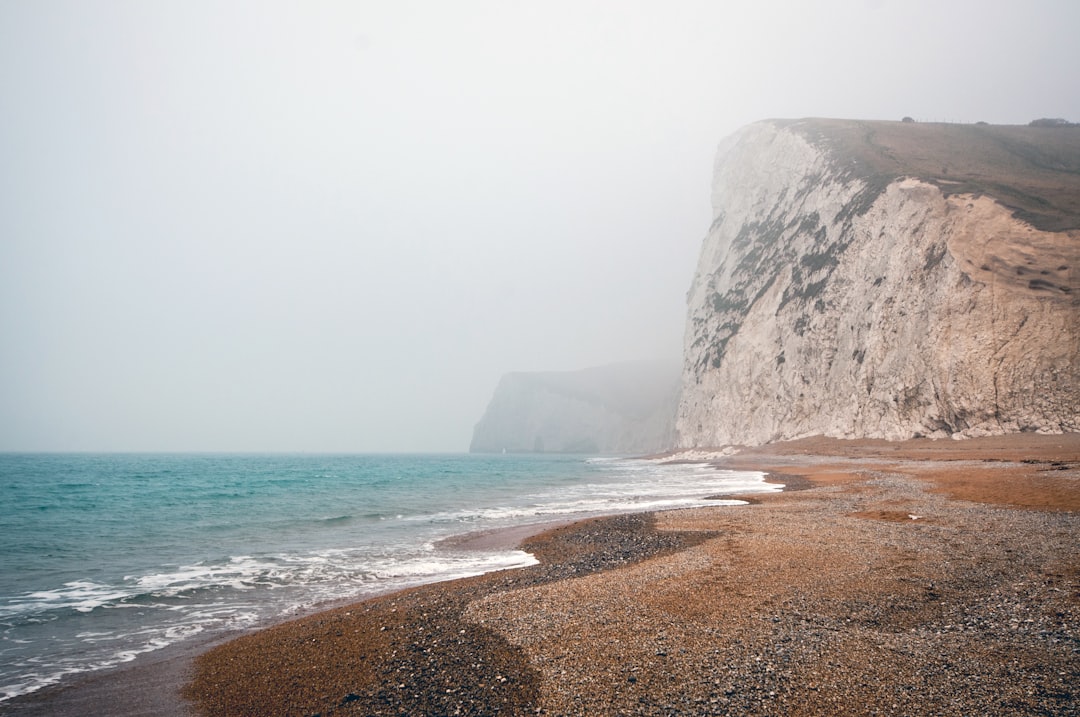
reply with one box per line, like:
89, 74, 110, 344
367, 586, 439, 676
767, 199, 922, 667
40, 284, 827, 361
2, 1, 1077, 452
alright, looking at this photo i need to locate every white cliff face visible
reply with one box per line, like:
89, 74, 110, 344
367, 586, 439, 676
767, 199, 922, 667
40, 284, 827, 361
677, 120, 1079, 447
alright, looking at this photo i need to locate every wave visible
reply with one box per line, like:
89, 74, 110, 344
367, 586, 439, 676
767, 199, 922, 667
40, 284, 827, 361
0, 453, 772, 703
318, 514, 353, 525
407, 464, 773, 527
0, 547, 537, 623
0, 546, 537, 702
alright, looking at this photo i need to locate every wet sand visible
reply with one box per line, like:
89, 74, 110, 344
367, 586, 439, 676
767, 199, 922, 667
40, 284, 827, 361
5, 434, 1079, 716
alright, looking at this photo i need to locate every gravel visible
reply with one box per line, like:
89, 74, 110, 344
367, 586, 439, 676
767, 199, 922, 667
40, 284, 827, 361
186, 442, 1080, 716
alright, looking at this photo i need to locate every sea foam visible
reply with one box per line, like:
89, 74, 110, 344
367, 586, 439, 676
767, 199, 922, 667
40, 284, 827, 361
0, 452, 770, 701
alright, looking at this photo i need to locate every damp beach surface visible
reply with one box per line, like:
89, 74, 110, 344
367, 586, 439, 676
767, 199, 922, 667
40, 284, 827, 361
0, 453, 770, 712
6, 434, 1080, 716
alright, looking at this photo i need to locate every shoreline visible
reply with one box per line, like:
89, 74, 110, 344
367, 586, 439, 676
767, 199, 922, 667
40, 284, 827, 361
5, 434, 1078, 715
0, 462, 766, 716
435, 518, 582, 552
0, 514, 593, 717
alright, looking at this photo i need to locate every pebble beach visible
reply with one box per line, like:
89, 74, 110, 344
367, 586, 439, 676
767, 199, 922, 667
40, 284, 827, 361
7, 434, 1079, 716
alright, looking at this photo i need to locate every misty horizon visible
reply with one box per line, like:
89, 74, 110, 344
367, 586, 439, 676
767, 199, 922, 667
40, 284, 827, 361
2, 1, 1078, 452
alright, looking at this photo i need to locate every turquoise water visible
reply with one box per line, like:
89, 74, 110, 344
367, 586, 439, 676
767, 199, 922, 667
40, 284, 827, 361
0, 453, 772, 700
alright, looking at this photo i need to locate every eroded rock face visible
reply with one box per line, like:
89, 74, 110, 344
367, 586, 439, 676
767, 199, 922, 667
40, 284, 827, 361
677, 120, 1079, 447
471, 361, 680, 454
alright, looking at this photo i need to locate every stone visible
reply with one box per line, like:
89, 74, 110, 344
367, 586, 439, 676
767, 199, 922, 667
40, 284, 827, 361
677, 119, 1080, 447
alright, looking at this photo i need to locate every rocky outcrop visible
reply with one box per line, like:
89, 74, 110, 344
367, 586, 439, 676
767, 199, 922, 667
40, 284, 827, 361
470, 361, 680, 454
678, 119, 1080, 447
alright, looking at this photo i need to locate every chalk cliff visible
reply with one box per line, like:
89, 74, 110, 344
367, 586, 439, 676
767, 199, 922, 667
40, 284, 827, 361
678, 119, 1080, 447
470, 361, 680, 454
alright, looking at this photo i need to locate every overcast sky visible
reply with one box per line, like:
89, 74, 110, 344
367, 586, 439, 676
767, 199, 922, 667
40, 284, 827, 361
2, 1, 1077, 452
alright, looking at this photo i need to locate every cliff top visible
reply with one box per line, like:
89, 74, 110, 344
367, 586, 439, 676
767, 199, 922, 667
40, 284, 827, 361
775, 118, 1080, 232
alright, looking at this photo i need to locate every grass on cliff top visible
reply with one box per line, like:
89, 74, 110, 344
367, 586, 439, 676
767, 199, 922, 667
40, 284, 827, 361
780, 118, 1080, 232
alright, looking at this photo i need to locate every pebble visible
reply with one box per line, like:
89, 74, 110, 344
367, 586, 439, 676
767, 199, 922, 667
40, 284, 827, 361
185, 450, 1080, 716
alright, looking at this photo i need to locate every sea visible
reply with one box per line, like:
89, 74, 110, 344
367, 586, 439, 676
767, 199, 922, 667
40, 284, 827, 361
0, 452, 775, 702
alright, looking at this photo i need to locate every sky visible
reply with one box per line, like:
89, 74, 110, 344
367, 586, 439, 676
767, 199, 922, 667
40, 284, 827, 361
2, 1, 1078, 452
